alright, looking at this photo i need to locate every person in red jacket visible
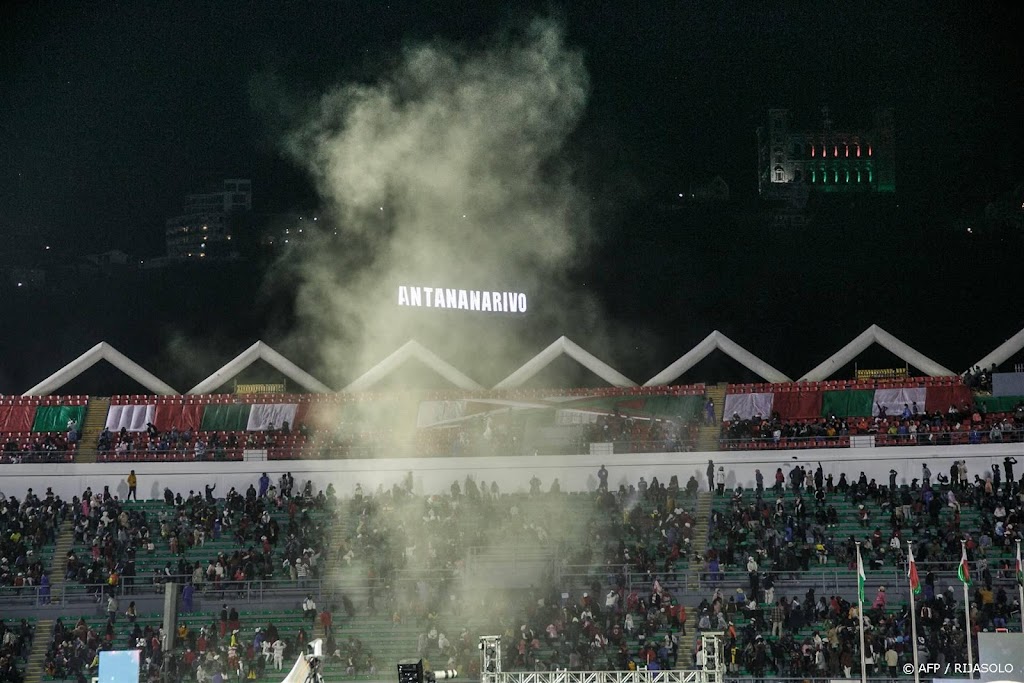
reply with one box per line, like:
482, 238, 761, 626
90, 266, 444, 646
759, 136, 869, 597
319, 607, 333, 637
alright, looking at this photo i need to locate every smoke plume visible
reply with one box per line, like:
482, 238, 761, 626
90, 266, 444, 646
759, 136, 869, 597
278, 19, 603, 388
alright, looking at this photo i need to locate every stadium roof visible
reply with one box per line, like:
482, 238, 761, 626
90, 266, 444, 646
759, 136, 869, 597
495, 336, 636, 388
188, 341, 331, 394
644, 330, 790, 385
345, 339, 482, 392
18, 323, 1024, 395
24, 342, 178, 395
799, 324, 954, 381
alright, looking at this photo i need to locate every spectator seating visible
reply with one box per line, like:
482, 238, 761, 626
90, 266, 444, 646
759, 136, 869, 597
720, 376, 1024, 450
64, 491, 332, 593
0, 617, 34, 683
0, 395, 88, 463
6, 461, 1021, 681
98, 386, 708, 461
697, 467, 1023, 678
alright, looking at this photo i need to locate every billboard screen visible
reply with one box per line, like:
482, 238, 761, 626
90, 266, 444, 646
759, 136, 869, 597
98, 649, 141, 683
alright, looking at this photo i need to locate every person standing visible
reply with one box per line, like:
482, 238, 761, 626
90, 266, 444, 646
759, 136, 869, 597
181, 582, 195, 613
127, 470, 137, 501
107, 593, 118, 623
707, 460, 715, 493
303, 595, 317, 625
272, 638, 286, 670
319, 605, 333, 638
704, 399, 716, 426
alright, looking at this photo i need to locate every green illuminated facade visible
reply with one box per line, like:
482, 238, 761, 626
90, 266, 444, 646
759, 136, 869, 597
757, 108, 896, 198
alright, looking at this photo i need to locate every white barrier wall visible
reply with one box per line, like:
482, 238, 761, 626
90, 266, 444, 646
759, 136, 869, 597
1, 443, 1022, 501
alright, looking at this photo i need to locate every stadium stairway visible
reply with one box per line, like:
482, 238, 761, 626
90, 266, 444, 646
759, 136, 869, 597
22, 617, 52, 683
77, 396, 110, 463
678, 491, 712, 668
46, 520, 75, 604
695, 384, 727, 451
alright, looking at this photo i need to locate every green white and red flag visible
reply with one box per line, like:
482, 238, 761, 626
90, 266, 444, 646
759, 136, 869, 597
908, 546, 921, 595
958, 544, 971, 586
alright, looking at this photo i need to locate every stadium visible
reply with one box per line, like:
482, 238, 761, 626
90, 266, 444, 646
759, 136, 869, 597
5, 4, 1024, 683
1, 324, 1023, 683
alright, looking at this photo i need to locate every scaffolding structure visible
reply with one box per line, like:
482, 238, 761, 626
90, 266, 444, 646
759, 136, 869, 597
477, 633, 723, 683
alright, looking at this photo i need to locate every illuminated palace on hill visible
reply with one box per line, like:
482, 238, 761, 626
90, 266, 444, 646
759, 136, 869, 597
757, 107, 896, 198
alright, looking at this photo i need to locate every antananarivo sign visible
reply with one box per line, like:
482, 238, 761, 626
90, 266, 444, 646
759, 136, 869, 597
397, 285, 527, 313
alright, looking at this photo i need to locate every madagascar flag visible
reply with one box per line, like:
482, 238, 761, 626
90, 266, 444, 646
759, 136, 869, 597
908, 546, 921, 595
958, 545, 971, 586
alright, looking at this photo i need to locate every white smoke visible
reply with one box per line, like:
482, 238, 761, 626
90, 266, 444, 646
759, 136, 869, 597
279, 19, 603, 387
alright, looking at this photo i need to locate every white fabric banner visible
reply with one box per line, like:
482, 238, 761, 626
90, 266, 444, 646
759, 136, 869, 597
872, 387, 927, 417
104, 404, 156, 432
723, 393, 774, 421
246, 404, 298, 431
555, 409, 602, 426
416, 400, 467, 428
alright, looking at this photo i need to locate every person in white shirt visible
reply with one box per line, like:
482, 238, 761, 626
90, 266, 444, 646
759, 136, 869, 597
303, 595, 317, 623
273, 639, 286, 670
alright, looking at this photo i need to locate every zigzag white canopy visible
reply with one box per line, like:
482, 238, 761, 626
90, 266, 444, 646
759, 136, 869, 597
345, 340, 482, 392
799, 324, 954, 381
18, 322, 1021, 395
645, 330, 791, 385
23, 342, 178, 396
189, 341, 331, 394
972, 324, 1024, 372
494, 336, 636, 388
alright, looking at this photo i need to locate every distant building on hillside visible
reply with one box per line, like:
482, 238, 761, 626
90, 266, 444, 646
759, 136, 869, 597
757, 107, 895, 199
165, 179, 252, 259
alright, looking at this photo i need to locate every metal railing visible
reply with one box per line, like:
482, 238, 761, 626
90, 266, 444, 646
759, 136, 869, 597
719, 427, 1024, 450
0, 576, 333, 607
8, 424, 1023, 464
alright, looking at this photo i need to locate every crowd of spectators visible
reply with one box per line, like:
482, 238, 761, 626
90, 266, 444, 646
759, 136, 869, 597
582, 414, 697, 454
1, 434, 76, 464
964, 364, 999, 392
97, 422, 305, 461
43, 607, 324, 683
696, 457, 1024, 678
0, 619, 33, 683
18, 454, 1024, 681
64, 472, 331, 595
723, 400, 1024, 448
0, 486, 64, 594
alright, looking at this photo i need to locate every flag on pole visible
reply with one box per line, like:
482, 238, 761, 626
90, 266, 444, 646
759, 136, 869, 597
857, 545, 867, 604
908, 546, 921, 595
958, 544, 971, 586
1016, 543, 1022, 586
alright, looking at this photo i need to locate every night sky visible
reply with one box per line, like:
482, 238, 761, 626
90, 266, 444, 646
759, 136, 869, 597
1, 2, 1023, 392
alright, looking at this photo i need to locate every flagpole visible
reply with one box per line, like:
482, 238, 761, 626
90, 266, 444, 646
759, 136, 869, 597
1017, 539, 1023, 635
856, 541, 867, 683
962, 539, 974, 675
907, 541, 920, 683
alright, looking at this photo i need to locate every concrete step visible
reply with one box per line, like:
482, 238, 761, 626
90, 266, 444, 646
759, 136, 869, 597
45, 520, 75, 603
76, 397, 110, 464
22, 617, 53, 683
